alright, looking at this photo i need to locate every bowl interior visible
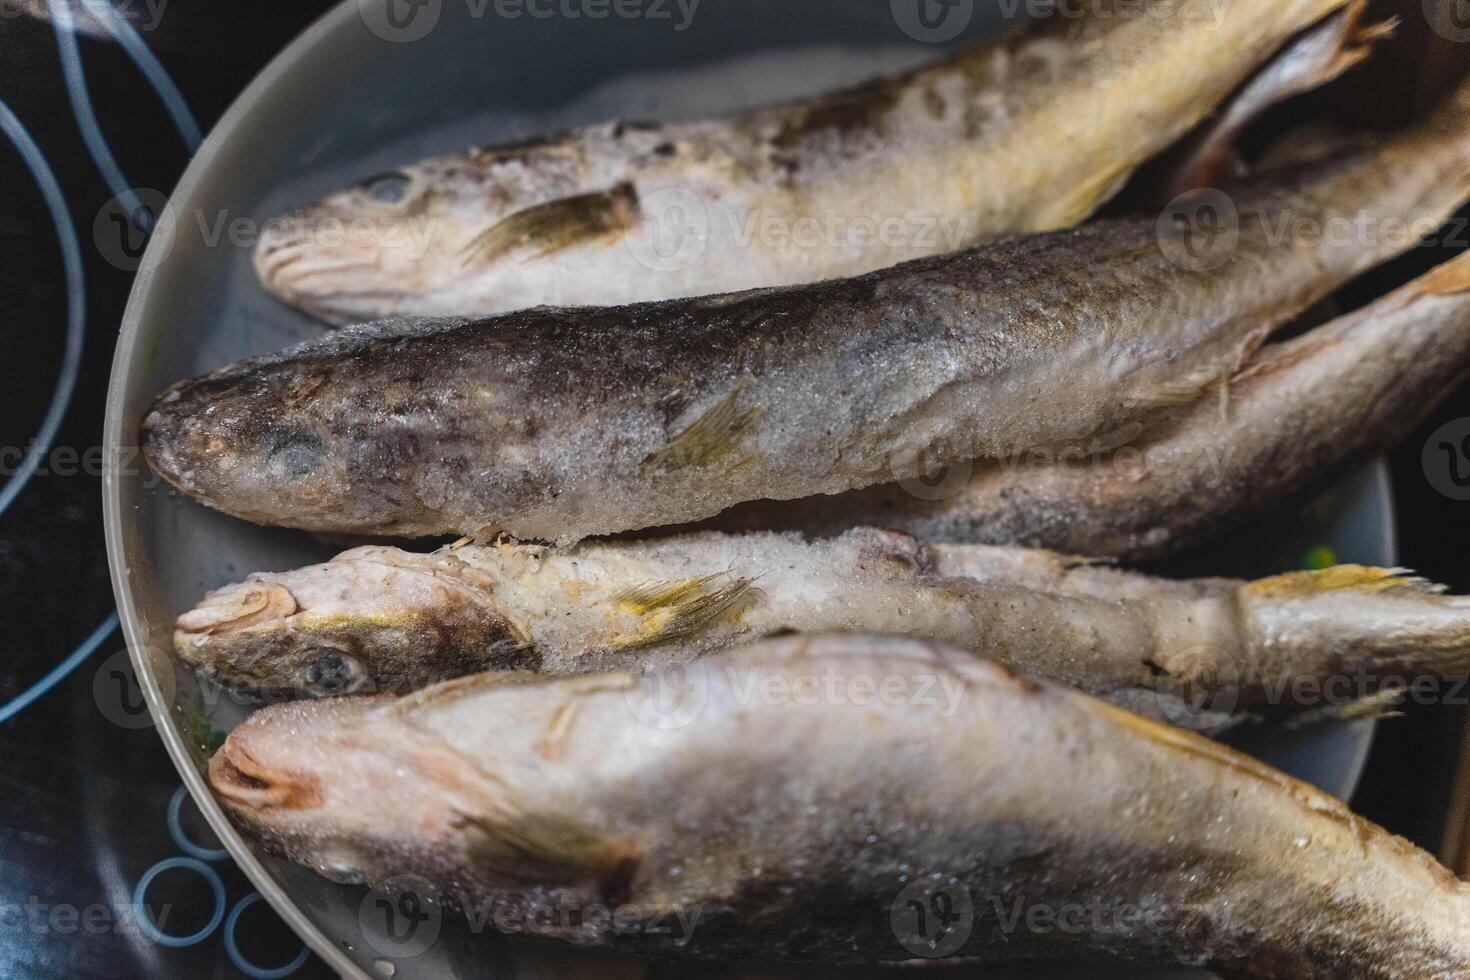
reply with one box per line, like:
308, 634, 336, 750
105, 2, 1392, 977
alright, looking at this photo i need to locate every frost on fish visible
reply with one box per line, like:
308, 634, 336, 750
173, 547, 537, 699
698, 250, 1470, 562
253, 0, 1359, 323
209, 634, 1470, 975
176, 529, 1470, 732
143, 83, 1470, 543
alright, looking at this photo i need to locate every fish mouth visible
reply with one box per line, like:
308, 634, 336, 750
176, 584, 299, 637
209, 739, 321, 811
254, 231, 409, 323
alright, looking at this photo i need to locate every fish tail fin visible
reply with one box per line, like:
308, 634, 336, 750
1247, 565, 1444, 597
1241, 566, 1470, 704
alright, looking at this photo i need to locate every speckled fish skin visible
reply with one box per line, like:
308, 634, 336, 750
175, 528, 1470, 731
704, 250, 1470, 561
254, 0, 1356, 324
209, 634, 1470, 975
141, 92, 1470, 544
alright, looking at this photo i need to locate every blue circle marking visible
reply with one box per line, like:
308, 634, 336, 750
225, 893, 311, 979
131, 856, 226, 948
0, 96, 87, 522
167, 785, 231, 862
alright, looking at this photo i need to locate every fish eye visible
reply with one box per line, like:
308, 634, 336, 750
301, 649, 364, 697
362, 171, 414, 207
264, 428, 325, 480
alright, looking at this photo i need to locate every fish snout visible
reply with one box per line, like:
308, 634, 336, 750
253, 209, 426, 324
177, 583, 299, 636
209, 737, 322, 812
139, 385, 210, 493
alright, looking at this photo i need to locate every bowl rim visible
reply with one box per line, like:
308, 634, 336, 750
103, 1, 374, 976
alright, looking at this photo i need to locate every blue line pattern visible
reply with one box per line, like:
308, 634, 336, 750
47, 0, 144, 216
82, 0, 203, 152
0, 612, 119, 726
0, 98, 88, 522
225, 894, 311, 979
0, 0, 207, 727
131, 856, 227, 948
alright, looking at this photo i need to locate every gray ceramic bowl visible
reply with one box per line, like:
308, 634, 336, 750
103, 2, 1391, 977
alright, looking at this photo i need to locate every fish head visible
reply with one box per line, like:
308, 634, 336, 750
174, 548, 534, 699
207, 696, 437, 883
140, 350, 447, 534
253, 160, 495, 324
209, 675, 573, 889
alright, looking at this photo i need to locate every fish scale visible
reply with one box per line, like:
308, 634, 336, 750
699, 250, 1470, 561
175, 528, 1470, 731
209, 634, 1470, 976
251, 0, 1360, 324
144, 83, 1470, 543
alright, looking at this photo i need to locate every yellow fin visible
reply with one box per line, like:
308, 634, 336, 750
460, 183, 639, 267
612, 574, 756, 649
645, 386, 763, 472
614, 572, 727, 615
1284, 689, 1406, 730
1248, 566, 1445, 597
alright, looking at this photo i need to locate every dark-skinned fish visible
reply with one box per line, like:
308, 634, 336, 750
142, 84, 1470, 543
698, 250, 1470, 561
